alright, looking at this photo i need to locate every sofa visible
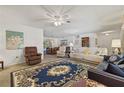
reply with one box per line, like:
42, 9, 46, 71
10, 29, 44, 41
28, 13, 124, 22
88, 55, 124, 87
70, 47, 108, 65
88, 67, 124, 87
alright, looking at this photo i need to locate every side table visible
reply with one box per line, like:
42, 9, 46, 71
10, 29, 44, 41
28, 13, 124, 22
0, 61, 4, 69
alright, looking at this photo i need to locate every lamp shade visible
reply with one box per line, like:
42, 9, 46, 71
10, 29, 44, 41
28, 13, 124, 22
112, 39, 121, 48
69, 43, 73, 47
0, 56, 3, 61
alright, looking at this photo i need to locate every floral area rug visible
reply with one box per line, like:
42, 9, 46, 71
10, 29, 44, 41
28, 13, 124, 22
11, 60, 85, 87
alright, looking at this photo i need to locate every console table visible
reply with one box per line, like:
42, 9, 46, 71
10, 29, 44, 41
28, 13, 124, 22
0, 61, 4, 69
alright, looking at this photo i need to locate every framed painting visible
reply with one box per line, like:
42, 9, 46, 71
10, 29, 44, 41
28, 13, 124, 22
6, 31, 24, 50
81, 37, 89, 47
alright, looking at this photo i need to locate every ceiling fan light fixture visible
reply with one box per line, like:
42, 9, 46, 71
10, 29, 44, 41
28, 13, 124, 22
41, 6, 72, 27
54, 22, 58, 26
58, 22, 62, 25
54, 21, 62, 26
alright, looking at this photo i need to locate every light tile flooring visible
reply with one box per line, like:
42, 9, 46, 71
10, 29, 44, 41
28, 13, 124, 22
0, 55, 63, 87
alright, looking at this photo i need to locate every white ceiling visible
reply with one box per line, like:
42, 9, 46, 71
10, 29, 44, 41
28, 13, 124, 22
0, 5, 124, 37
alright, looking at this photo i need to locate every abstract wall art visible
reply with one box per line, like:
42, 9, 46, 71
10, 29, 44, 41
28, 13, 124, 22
6, 31, 24, 50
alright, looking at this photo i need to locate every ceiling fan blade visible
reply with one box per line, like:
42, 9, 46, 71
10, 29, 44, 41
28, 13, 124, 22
41, 6, 55, 15
59, 6, 64, 15
46, 13, 54, 18
47, 7, 56, 14
62, 15, 70, 19
33, 18, 50, 22
62, 6, 74, 15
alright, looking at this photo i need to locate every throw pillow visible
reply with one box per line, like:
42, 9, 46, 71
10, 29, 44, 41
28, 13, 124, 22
105, 63, 124, 77
103, 55, 121, 63
117, 58, 124, 65
120, 68, 124, 72
103, 55, 110, 62
109, 55, 121, 63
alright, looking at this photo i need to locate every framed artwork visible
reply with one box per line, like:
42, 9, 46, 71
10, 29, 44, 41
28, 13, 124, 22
6, 31, 24, 50
81, 37, 89, 47
60, 40, 68, 46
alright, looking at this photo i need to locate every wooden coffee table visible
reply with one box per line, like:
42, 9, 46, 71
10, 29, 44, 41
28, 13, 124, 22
0, 61, 4, 69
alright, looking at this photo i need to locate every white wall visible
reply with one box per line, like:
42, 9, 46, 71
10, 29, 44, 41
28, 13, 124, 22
0, 24, 43, 67
44, 37, 60, 48
59, 33, 97, 48
59, 36, 75, 46
97, 32, 120, 55
58, 32, 121, 55
79, 33, 97, 47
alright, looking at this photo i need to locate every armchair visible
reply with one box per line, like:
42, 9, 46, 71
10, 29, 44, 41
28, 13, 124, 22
24, 47, 42, 65
57, 46, 66, 57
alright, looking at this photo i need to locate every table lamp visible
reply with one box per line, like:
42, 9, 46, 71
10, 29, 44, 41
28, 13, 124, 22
69, 42, 74, 51
112, 39, 121, 55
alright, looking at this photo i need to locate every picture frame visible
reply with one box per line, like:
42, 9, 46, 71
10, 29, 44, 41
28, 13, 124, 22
81, 37, 89, 47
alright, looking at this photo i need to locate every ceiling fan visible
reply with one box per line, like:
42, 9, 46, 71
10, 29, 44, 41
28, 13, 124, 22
36, 6, 73, 26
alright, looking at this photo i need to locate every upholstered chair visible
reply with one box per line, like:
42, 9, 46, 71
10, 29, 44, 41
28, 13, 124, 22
57, 46, 66, 57
24, 47, 42, 65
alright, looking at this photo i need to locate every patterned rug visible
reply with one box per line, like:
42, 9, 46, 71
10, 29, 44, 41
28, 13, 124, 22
11, 59, 85, 87
11, 59, 105, 87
